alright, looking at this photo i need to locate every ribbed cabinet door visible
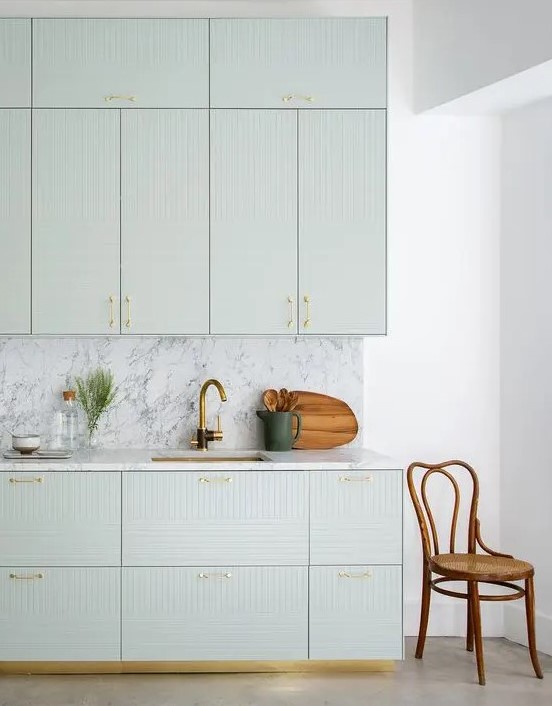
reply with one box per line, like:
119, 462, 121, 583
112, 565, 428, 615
123, 566, 308, 660
32, 110, 120, 334
210, 19, 386, 108
33, 19, 208, 108
210, 110, 297, 334
123, 471, 308, 565
310, 470, 402, 565
0, 19, 31, 107
121, 110, 209, 334
309, 565, 402, 659
0, 471, 121, 565
0, 110, 30, 333
299, 111, 386, 334
0, 567, 120, 660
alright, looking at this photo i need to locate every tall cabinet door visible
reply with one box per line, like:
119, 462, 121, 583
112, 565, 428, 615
0, 111, 30, 333
32, 110, 120, 334
299, 111, 386, 335
0, 19, 31, 107
121, 110, 209, 334
210, 110, 297, 335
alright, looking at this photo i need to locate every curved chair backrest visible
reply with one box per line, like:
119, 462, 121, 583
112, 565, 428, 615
407, 460, 480, 561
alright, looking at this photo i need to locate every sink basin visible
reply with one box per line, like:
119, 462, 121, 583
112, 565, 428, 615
151, 454, 265, 463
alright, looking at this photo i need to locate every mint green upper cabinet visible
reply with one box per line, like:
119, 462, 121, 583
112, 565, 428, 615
299, 111, 386, 335
32, 110, 120, 334
0, 111, 30, 333
0, 19, 31, 107
121, 110, 209, 334
33, 19, 208, 108
210, 19, 386, 109
210, 110, 297, 335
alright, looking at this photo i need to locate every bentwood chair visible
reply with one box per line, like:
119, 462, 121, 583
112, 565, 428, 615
407, 460, 543, 686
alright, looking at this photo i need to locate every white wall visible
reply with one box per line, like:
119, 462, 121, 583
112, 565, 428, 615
414, 0, 552, 112
501, 99, 552, 655
1, 0, 503, 637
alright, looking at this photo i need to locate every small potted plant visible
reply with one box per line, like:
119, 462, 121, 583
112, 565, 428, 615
75, 368, 117, 449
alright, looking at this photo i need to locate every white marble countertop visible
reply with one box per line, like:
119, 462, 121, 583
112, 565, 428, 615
0, 447, 402, 471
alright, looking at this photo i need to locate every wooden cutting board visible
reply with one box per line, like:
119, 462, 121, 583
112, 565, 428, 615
291, 391, 358, 449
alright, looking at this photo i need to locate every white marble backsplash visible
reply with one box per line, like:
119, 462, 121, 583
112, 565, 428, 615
0, 338, 363, 449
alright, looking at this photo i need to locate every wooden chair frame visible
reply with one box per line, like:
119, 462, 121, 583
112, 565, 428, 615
407, 459, 543, 685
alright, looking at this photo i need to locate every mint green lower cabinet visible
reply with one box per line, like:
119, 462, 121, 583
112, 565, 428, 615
0, 110, 30, 333
121, 110, 209, 334
210, 110, 297, 335
299, 110, 386, 334
309, 565, 402, 660
0, 567, 120, 660
32, 110, 120, 334
122, 566, 308, 660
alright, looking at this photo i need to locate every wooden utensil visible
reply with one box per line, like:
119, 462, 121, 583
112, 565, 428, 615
287, 391, 299, 411
290, 391, 358, 449
277, 388, 289, 412
262, 389, 278, 412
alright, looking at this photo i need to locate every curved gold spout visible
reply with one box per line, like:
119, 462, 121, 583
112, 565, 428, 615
198, 379, 227, 431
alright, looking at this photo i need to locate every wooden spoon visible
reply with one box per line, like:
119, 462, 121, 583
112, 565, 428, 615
287, 391, 299, 412
262, 389, 278, 412
277, 388, 289, 412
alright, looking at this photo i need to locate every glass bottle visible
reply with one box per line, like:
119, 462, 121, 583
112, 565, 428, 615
55, 390, 80, 450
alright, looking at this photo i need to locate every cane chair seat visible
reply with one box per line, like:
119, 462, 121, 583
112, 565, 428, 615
430, 553, 534, 583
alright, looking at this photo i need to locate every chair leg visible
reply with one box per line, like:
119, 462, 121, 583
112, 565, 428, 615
466, 589, 474, 652
525, 577, 544, 679
468, 581, 486, 685
415, 567, 431, 659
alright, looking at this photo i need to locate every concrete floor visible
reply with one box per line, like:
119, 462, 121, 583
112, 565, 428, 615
0, 639, 550, 706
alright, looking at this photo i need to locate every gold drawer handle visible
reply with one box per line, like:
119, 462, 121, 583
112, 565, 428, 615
338, 475, 373, 483
104, 95, 137, 103
198, 477, 233, 483
10, 573, 44, 580
125, 295, 132, 329
338, 571, 372, 579
282, 94, 314, 103
198, 572, 232, 579
9, 477, 44, 484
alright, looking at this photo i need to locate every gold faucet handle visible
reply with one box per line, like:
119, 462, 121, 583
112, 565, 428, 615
217, 415, 222, 433
190, 433, 199, 448
211, 415, 223, 441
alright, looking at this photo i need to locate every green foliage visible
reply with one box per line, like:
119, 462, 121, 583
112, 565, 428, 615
75, 368, 117, 436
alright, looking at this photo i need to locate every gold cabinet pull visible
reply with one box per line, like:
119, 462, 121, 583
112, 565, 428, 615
125, 295, 132, 329
108, 294, 116, 329
339, 475, 373, 483
303, 295, 311, 328
9, 477, 43, 484
10, 572, 44, 580
282, 94, 314, 103
198, 572, 232, 579
104, 95, 137, 103
198, 476, 233, 484
287, 295, 295, 329
338, 570, 372, 579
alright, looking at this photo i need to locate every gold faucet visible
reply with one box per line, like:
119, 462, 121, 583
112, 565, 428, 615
191, 379, 228, 451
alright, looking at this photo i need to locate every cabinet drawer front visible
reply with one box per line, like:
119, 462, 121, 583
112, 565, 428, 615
310, 470, 402, 565
210, 18, 386, 109
0, 19, 31, 107
33, 19, 208, 108
0, 472, 120, 565
123, 566, 308, 660
310, 565, 402, 660
0, 567, 120, 660
123, 471, 308, 565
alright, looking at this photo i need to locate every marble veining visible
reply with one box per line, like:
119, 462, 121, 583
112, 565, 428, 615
0, 337, 363, 449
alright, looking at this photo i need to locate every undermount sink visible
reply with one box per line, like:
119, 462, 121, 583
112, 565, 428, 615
151, 454, 265, 463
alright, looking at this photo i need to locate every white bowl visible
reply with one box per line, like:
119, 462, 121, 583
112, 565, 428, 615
12, 434, 41, 455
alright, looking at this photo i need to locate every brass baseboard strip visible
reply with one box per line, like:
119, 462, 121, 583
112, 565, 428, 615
0, 660, 396, 675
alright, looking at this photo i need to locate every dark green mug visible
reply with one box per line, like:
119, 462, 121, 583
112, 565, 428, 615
256, 410, 302, 452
